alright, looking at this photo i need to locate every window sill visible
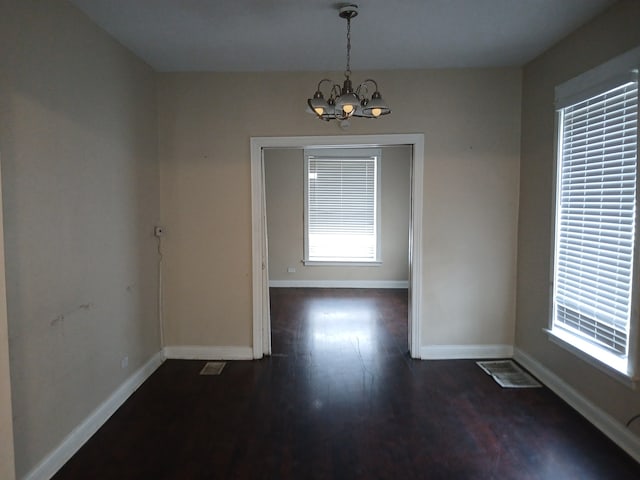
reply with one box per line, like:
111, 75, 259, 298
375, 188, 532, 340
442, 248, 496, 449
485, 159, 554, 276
303, 260, 382, 267
545, 328, 637, 390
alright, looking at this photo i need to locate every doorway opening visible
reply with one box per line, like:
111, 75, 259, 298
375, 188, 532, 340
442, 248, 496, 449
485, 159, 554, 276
250, 134, 424, 359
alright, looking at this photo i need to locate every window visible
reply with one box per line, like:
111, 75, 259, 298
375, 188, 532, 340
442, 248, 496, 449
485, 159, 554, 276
304, 148, 381, 264
551, 55, 639, 380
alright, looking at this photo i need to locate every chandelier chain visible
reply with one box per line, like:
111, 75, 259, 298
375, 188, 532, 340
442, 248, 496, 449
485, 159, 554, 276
345, 17, 352, 77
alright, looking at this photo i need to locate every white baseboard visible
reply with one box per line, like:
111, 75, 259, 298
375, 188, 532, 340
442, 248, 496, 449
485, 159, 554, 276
269, 280, 409, 289
420, 344, 514, 360
25, 351, 164, 480
514, 347, 640, 463
163, 345, 254, 360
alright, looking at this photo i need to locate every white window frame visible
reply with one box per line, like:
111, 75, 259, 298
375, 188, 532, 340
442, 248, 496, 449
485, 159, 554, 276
549, 47, 640, 386
303, 148, 382, 266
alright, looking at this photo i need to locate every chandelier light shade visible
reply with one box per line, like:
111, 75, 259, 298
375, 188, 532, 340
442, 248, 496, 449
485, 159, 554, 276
307, 4, 391, 121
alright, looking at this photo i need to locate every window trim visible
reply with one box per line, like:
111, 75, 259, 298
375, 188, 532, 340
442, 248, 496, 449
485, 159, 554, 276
303, 148, 382, 265
549, 47, 640, 386
545, 328, 636, 388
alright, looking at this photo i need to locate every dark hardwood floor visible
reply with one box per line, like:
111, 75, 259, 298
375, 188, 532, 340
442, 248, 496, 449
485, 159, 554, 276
53, 288, 640, 479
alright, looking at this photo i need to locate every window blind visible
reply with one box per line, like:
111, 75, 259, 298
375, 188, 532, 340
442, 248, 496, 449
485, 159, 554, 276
306, 155, 378, 261
554, 79, 638, 356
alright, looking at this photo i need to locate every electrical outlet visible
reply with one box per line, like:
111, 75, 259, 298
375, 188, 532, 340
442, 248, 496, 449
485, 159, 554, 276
154, 226, 165, 237
121, 356, 129, 369
287, 267, 296, 273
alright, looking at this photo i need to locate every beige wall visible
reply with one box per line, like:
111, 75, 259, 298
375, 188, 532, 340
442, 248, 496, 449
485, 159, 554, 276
516, 0, 640, 436
0, 0, 161, 476
264, 146, 410, 283
158, 67, 521, 349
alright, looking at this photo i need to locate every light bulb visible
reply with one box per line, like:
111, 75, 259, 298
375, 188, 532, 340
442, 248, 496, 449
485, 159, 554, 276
371, 108, 382, 117
343, 104, 354, 114
314, 107, 324, 116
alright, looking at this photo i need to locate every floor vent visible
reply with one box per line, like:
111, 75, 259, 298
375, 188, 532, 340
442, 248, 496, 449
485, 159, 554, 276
476, 360, 542, 388
199, 361, 226, 376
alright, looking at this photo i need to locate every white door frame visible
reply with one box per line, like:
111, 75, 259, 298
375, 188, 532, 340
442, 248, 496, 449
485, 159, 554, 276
250, 134, 424, 359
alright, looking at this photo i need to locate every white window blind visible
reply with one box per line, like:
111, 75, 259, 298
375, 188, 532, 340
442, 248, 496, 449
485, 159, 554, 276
553, 78, 638, 357
305, 150, 380, 262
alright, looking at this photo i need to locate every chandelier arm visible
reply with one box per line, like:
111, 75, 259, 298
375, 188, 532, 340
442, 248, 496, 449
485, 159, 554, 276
331, 83, 342, 99
355, 82, 370, 99
361, 79, 379, 91
316, 78, 334, 92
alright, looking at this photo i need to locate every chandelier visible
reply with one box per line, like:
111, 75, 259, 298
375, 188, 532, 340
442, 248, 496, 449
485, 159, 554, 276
307, 4, 391, 121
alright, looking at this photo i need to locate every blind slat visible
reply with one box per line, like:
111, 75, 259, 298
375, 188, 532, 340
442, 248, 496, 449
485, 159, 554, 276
306, 154, 379, 261
554, 80, 638, 357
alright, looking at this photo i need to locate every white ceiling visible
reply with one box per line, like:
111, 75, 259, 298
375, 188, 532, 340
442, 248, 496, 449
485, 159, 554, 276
68, 0, 616, 72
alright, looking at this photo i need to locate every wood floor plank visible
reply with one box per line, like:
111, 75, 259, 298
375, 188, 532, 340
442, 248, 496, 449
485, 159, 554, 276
52, 288, 640, 479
